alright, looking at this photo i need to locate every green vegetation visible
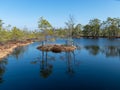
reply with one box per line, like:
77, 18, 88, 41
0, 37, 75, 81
0, 16, 120, 45
83, 18, 101, 38
100, 17, 120, 38
76, 17, 120, 38
0, 19, 41, 44
54, 17, 120, 39
38, 17, 53, 44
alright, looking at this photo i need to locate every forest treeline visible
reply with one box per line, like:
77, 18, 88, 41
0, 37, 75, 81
54, 17, 120, 39
0, 20, 42, 44
0, 17, 120, 44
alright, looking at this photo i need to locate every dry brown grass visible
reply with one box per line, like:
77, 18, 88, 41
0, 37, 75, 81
0, 41, 33, 60
37, 44, 76, 53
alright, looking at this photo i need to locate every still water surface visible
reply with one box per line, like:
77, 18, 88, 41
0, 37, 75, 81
0, 38, 120, 90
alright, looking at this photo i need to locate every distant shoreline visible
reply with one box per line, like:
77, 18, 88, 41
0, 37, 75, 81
1, 36, 119, 60
72, 36, 120, 39
0, 41, 33, 60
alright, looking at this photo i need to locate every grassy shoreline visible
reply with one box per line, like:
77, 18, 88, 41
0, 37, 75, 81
0, 41, 33, 60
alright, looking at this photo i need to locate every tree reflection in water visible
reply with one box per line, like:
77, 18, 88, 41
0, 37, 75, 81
65, 51, 76, 76
101, 46, 120, 57
0, 59, 8, 84
84, 45, 120, 58
84, 45, 100, 55
40, 51, 53, 78
11, 46, 27, 59
37, 50, 78, 78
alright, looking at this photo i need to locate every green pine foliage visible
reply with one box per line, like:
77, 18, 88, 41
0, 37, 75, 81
0, 16, 120, 45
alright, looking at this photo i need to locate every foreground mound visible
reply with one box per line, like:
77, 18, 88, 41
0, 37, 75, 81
37, 44, 76, 53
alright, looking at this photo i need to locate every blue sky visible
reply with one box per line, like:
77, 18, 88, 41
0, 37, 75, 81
0, 0, 120, 30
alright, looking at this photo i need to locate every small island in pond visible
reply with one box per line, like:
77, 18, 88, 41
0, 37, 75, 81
37, 44, 76, 53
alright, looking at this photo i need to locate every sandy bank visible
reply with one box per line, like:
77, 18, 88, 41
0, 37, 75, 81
0, 42, 32, 60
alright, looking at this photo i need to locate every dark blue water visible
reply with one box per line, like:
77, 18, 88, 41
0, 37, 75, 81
0, 38, 120, 90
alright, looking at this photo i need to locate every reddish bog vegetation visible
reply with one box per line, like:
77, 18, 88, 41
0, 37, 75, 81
37, 44, 76, 53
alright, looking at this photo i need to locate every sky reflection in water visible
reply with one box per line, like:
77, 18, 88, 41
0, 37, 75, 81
0, 38, 120, 90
